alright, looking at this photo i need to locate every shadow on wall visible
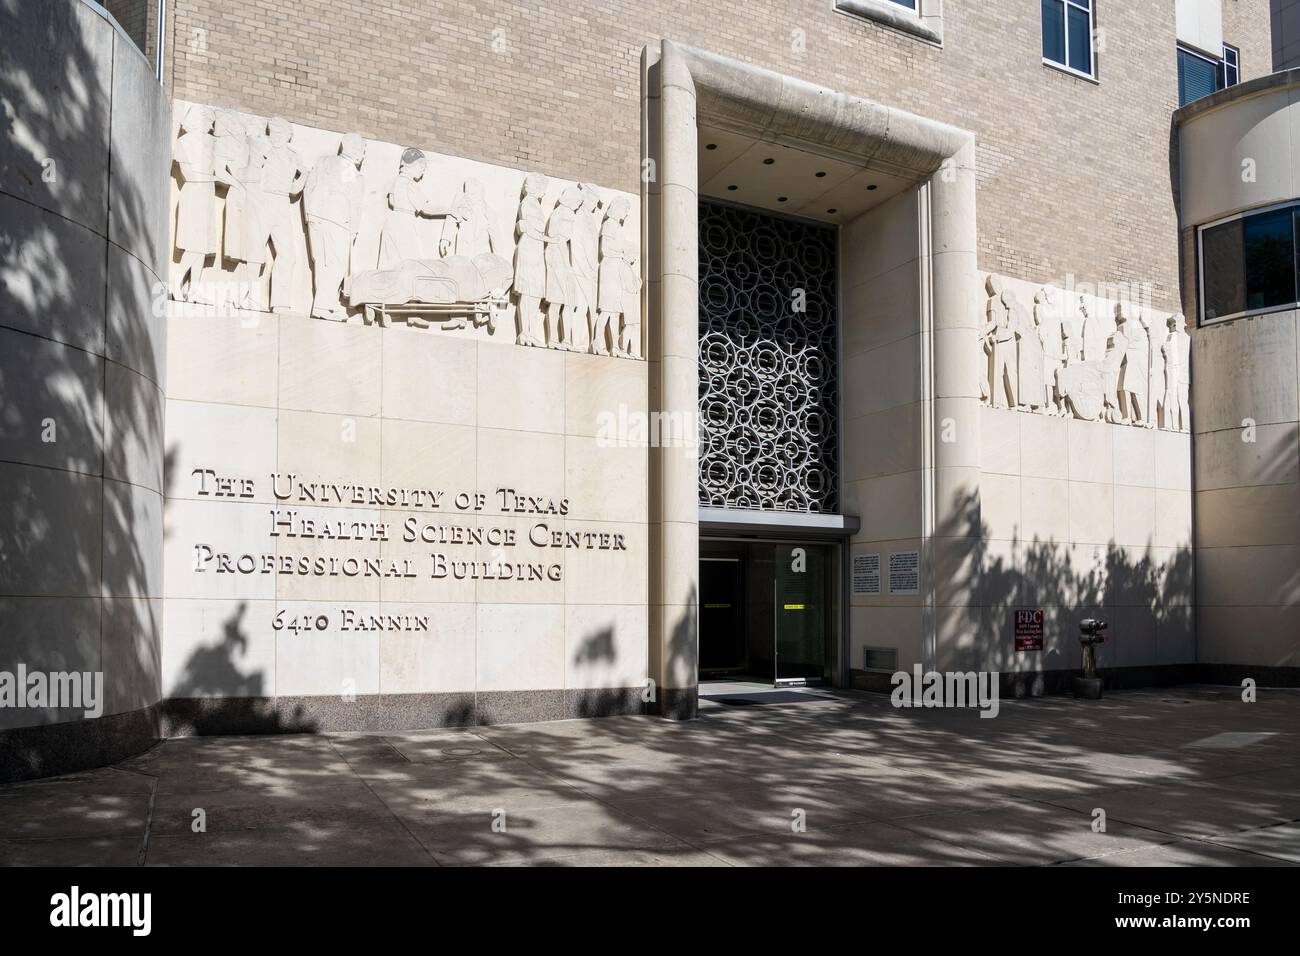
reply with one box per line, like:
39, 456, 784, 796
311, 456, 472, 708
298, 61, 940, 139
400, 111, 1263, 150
169, 602, 264, 699
163, 610, 646, 732
163, 602, 323, 737
661, 584, 699, 718
571, 625, 616, 668
0, 0, 167, 770
935, 488, 1196, 686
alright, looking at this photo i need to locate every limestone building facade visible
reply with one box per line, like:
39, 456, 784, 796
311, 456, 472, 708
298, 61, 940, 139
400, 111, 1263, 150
0, 0, 1294, 779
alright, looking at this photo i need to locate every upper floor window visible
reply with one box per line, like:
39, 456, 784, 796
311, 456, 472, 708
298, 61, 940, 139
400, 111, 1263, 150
834, 0, 942, 45
1177, 45, 1219, 106
1199, 203, 1300, 324
1178, 43, 1239, 107
1042, 0, 1095, 78
1222, 44, 1240, 88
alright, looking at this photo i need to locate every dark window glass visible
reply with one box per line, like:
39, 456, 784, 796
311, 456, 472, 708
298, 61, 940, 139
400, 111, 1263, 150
1067, 5, 1092, 73
1044, 1, 1094, 76
1042, 0, 1066, 65
1201, 208, 1299, 322
1202, 219, 1245, 320
1178, 47, 1220, 106
887, 0, 918, 8
1243, 208, 1296, 311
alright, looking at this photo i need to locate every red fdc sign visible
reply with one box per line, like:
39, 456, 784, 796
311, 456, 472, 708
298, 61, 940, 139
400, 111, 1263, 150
1014, 608, 1044, 652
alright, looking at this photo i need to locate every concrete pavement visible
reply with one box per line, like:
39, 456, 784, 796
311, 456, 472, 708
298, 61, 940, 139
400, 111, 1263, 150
1, 685, 1297, 866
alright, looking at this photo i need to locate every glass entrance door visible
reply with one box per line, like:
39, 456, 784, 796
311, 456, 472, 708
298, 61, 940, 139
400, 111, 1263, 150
700, 557, 744, 673
699, 540, 835, 685
773, 544, 829, 684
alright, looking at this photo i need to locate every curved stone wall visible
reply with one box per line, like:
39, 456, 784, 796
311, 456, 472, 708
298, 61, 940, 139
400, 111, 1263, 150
1177, 73, 1300, 683
0, 0, 171, 779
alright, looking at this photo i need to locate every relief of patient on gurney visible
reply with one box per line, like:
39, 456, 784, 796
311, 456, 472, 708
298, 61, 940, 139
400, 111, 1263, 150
349, 149, 509, 331
348, 249, 514, 333
346, 147, 642, 358
168, 115, 642, 358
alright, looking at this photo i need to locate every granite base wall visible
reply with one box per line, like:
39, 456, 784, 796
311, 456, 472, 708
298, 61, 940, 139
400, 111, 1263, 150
0, 704, 160, 783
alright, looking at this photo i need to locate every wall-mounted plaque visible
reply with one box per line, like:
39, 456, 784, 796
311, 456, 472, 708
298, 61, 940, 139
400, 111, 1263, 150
1014, 608, 1045, 652
851, 553, 881, 595
888, 551, 920, 595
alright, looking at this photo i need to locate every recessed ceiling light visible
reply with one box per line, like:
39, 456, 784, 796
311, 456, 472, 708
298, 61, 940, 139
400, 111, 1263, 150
777, 196, 788, 202
867, 184, 878, 191
763, 158, 775, 165
706, 143, 717, 150
815, 171, 826, 178
727, 184, 738, 191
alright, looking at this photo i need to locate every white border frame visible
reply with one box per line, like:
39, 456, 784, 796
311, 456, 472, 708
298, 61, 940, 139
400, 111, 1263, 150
1222, 42, 1240, 88
1196, 199, 1300, 326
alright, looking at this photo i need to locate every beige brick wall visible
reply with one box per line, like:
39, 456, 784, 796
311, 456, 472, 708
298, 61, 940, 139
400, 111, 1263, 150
1223, 0, 1274, 77
104, 0, 157, 63
164, 0, 1271, 310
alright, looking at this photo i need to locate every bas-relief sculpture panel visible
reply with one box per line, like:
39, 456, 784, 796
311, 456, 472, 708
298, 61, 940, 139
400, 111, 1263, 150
167, 101, 643, 359
979, 273, 1190, 433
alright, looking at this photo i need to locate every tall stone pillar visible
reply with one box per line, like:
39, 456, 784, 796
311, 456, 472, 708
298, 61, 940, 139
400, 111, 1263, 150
925, 136, 983, 672
646, 41, 700, 718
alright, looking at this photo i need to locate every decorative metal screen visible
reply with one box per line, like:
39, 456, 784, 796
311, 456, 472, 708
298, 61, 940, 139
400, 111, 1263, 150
698, 200, 839, 513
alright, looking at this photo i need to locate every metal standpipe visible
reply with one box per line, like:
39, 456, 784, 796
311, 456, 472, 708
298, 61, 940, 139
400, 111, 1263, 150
1074, 618, 1107, 700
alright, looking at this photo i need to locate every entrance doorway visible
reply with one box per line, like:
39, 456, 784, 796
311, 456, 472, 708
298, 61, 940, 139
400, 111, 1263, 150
699, 540, 834, 686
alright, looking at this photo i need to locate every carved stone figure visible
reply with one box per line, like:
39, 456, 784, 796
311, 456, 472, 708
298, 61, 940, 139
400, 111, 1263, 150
244, 122, 273, 308
1064, 296, 1086, 366
982, 275, 1017, 409
440, 178, 495, 259
1079, 297, 1096, 363
1101, 305, 1130, 424
256, 117, 307, 314
979, 332, 991, 404
543, 186, 583, 350
1120, 308, 1152, 427
379, 147, 441, 270
172, 105, 218, 303
572, 182, 603, 353
212, 112, 246, 250
211, 111, 265, 309
596, 195, 636, 358
1049, 295, 1113, 422
1150, 322, 1166, 425
1011, 288, 1044, 411
1162, 313, 1190, 431
1036, 288, 1067, 415
304, 132, 367, 320
513, 172, 549, 346
618, 245, 643, 360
